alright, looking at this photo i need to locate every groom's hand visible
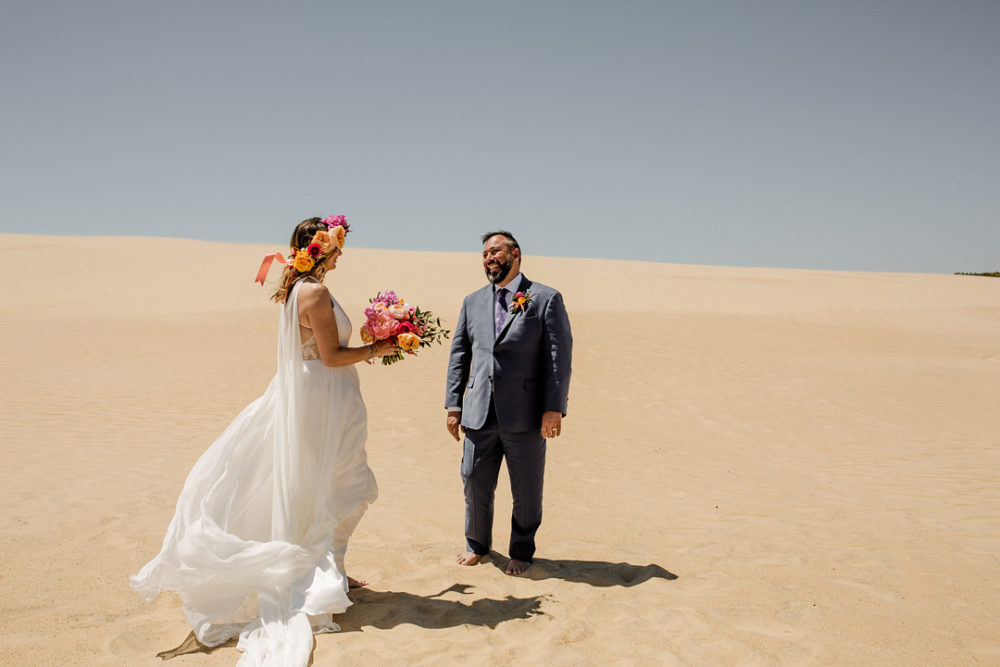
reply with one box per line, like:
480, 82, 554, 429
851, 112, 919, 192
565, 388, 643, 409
542, 411, 563, 439
447, 410, 465, 442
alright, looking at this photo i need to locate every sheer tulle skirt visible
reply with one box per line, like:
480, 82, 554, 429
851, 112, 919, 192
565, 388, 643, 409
131, 286, 376, 665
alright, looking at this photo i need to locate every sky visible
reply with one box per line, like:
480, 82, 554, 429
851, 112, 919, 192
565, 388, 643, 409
1, 0, 998, 272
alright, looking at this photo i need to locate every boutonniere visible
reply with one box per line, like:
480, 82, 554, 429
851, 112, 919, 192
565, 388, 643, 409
510, 291, 534, 313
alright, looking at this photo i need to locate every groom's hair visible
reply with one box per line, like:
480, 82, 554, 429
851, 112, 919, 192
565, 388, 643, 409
481, 230, 520, 252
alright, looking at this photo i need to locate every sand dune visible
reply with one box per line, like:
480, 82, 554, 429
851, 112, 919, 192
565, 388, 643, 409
1, 233, 999, 665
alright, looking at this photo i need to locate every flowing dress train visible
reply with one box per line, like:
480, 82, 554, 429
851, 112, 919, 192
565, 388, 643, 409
130, 279, 378, 665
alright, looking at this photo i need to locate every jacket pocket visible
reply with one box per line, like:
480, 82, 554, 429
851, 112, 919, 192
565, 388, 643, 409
467, 376, 475, 388
523, 379, 536, 391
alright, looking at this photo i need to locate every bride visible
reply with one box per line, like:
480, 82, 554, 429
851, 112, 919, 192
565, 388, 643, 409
130, 215, 394, 665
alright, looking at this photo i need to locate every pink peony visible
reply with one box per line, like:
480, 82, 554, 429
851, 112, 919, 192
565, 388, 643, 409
368, 311, 401, 339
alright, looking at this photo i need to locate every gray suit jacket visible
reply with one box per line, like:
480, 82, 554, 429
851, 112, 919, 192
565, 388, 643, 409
445, 276, 572, 432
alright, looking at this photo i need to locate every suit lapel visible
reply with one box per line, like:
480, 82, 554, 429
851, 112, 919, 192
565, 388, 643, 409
495, 276, 532, 344
479, 284, 496, 343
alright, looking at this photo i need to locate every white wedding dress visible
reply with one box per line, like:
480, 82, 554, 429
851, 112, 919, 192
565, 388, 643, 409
130, 279, 378, 665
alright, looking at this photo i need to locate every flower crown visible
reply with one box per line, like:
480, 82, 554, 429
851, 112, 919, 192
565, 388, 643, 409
254, 215, 351, 286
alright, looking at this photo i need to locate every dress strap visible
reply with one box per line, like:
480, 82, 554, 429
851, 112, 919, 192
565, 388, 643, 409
297, 277, 322, 329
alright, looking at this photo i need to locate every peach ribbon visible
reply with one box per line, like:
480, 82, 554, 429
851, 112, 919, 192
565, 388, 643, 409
254, 252, 288, 285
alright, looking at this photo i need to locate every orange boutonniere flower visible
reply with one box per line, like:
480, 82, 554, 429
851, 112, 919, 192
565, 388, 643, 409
510, 291, 533, 313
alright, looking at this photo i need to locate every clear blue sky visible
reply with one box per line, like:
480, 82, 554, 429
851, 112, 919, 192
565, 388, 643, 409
2, 1, 997, 272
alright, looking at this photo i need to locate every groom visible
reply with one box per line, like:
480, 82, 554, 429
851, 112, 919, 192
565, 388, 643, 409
445, 231, 573, 575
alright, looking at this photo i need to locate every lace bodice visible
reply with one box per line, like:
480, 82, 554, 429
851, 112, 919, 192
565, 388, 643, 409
302, 335, 321, 361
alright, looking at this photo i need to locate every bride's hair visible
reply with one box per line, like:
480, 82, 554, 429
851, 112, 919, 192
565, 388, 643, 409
270, 218, 333, 303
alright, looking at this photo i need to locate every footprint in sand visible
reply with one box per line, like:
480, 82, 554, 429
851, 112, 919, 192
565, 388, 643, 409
825, 577, 899, 602
99, 514, 140, 549
107, 622, 167, 658
777, 599, 817, 624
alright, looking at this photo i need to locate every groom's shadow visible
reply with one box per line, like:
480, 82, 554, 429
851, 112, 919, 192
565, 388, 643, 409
486, 551, 678, 587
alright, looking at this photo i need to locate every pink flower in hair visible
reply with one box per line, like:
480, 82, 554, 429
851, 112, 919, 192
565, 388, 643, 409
321, 215, 349, 233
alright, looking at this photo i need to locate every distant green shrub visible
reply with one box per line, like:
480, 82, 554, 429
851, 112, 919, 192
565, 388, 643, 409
955, 272, 1000, 278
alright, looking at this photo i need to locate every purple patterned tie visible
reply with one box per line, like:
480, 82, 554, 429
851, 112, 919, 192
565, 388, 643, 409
495, 288, 508, 336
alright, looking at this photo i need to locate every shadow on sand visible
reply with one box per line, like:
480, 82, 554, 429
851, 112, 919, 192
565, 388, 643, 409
486, 552, 678, 586
339, 583, 546, 631
156, 584, 545, 660
156, 634, 237, 661
155, 557, 674, 658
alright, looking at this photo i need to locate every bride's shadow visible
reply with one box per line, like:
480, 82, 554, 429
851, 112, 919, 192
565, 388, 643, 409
156, 635, 321, 666
339, 583, 546, 631
155, 584, 545, 660
156, 634, 236, 661
486, 551, 678, 586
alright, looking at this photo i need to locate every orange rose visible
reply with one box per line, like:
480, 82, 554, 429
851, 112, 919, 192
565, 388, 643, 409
360, 325, 373, 343
331, 225, 346, 249
396, 332, 420, 352
292, 249, 315, 272
312, 230, 333, 252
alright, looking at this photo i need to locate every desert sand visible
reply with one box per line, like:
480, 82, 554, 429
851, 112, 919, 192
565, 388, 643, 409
2, 233, 999, 665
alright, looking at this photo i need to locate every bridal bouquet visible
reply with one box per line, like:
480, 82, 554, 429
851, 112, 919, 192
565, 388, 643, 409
360, 291, 451, 365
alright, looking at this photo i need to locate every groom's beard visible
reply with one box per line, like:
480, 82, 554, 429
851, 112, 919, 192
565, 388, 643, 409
485, 257, 514, 284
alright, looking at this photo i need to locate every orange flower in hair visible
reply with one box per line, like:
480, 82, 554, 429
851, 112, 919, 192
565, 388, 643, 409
292, 249, 315, 272
331, 225, 346, 250
312, 230, 333, 253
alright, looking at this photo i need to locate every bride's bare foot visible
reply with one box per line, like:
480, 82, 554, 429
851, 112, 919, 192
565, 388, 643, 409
456, 551, 485, 566
347, 576, 368, 588
505, 558, 531, 576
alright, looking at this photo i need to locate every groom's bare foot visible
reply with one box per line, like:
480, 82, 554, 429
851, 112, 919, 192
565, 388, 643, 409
347, 576, 368, 588
505, 558, 531, 576
456, 551, 486, 566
